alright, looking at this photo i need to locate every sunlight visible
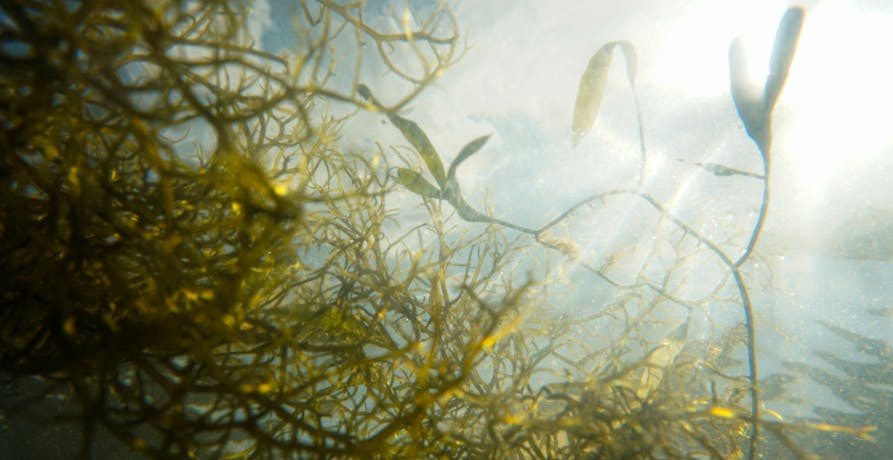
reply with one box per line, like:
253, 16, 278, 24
781, 4, 893, 195
656, 2, 893, 197
653, 2, 782, 98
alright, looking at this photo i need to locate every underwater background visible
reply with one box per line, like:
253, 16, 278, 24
2, 0, 892, 458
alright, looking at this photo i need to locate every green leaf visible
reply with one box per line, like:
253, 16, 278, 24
357, 84, 374, 102
357, 83, 384, 110
387, 113, 447, 188
729, 38, 769, 153
395, 168, 441, 199
572, 44, 613, 147
447, 134, 491, 180
763, 7, 805, 112
729, 7, 804, 156
571, 41, 638, 147
357, 84, 447, 186
451, 194, 488, 222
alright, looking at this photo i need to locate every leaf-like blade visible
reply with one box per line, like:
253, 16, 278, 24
357, 83, 383, 110
358, 84, 447, 186
638, 321, 688, 400
616, 40, 637, 83
729, 38, 770, 153
437, 178, 487, 223
447, 134, 491, 180
388, 114, 447, 188
357, 84, 373, 101
451, 194, 488, 222
763, 7, 805, 112
695, 162, 765, 179
571, 43, 615, 147
396, 168, 441, 199
571, 41, 638, 147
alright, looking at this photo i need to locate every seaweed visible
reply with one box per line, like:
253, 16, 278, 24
0, 2, 873, 459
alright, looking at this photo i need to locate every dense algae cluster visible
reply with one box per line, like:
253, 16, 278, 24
0, 1, 884, 459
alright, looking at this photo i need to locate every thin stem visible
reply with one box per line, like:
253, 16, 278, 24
632, 85, 647, 189
738, 144, 771, 460
736, 149, 771, 268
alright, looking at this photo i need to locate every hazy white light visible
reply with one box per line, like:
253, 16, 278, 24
781, 4, 893, 195
656, 2, 893, 197
653, 2, 783, 98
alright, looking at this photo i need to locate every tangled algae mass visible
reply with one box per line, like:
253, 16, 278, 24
0, 1, 886, 459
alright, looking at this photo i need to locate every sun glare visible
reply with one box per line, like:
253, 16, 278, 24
781, 4, 893, 195
656, 2, 893, 196
654, 2, 782, 98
